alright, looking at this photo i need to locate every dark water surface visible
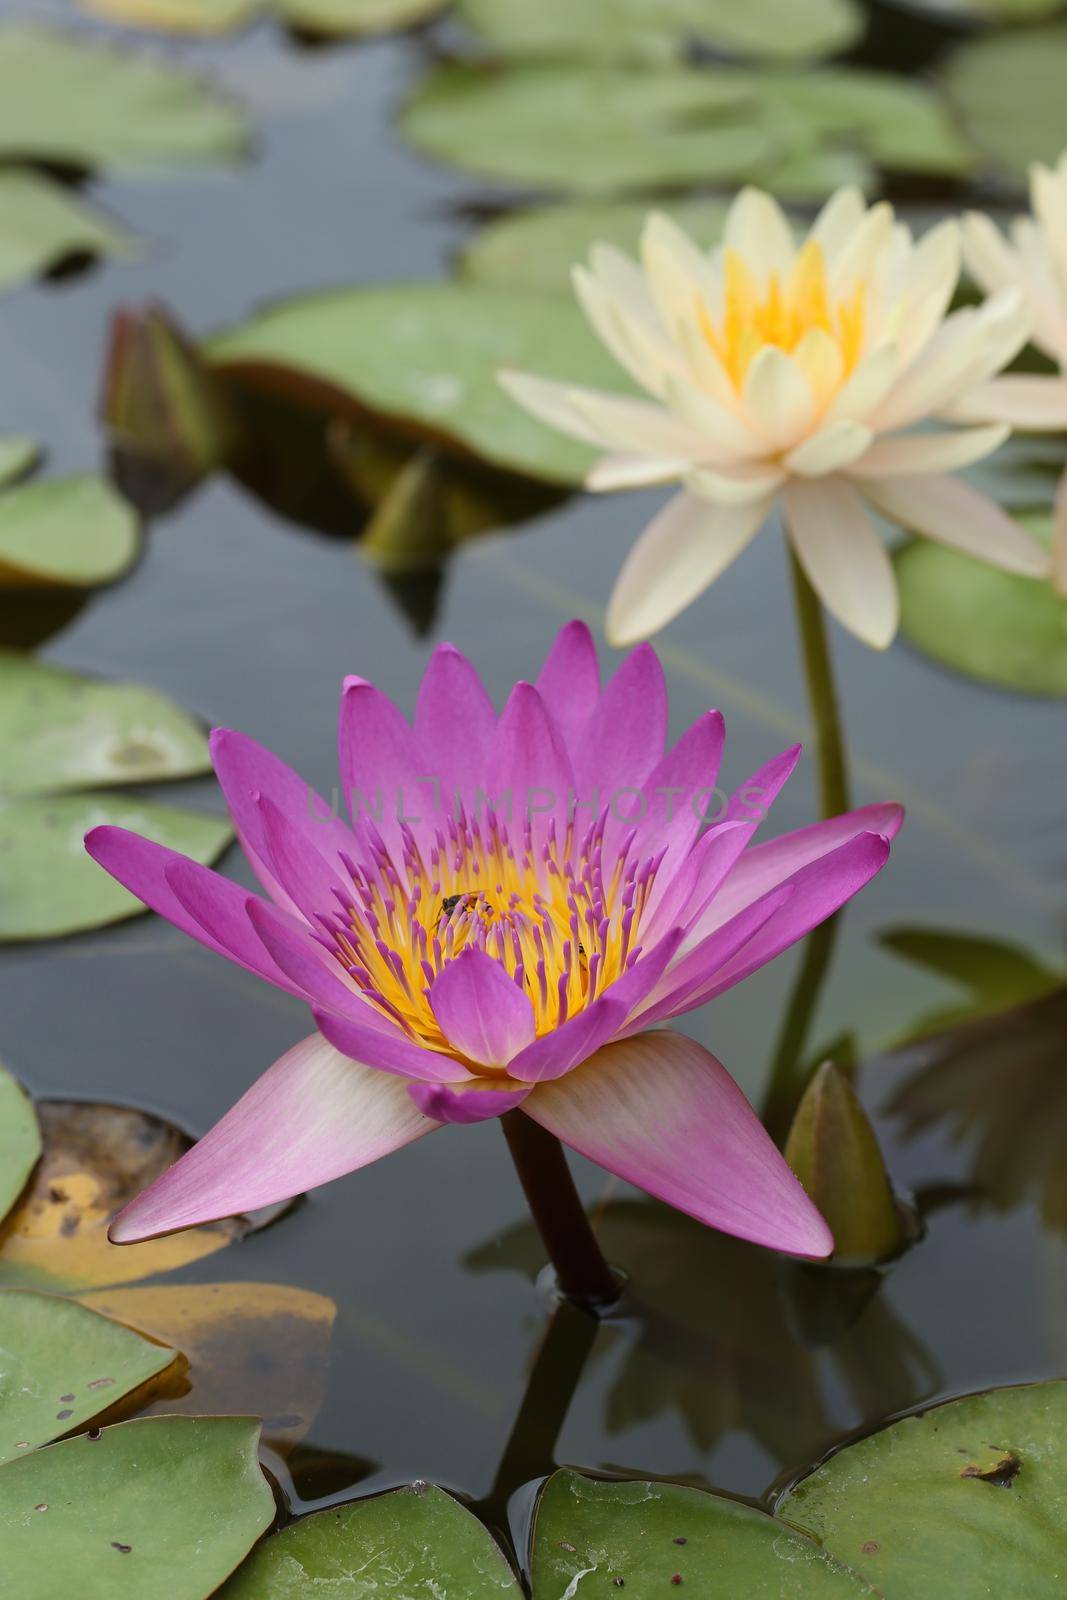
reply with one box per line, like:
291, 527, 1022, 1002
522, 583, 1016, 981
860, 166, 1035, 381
3, 0, 1067, 1531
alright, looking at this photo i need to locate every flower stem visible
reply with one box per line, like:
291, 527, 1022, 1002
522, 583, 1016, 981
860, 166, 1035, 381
762, 549, 853, 1145
500, 1111, 620, 1308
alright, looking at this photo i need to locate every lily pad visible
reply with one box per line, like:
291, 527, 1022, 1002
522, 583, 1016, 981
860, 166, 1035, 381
0, 437, 40, 489
0, 1290, 177, 1464
880, 926, 1062, 1042
895, 522, 1067, 697
0, 26, 248, 171
81, 0, 263, 33
0, 1064, 40, 1223
400, 60, 972, 197
0, 1101, 272, 1289
780, 1381, 1067, 1598
278, 0, 449, 35
0, 654, 212, 798
0, 1416, 275, 1600
455, 0, 864, 63
79, 0, 446, 36
942, 23, 1067, 181
459, 197, 732, 292
532, 1470, 874, 1596
0, 170, 135, 296
80, 1284, 337, 1455
220, 1482, 520, 1597
0, 474, 139, 589
210, 281, 624, 482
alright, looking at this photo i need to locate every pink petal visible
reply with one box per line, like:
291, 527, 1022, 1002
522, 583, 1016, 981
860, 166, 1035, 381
209, 728, 356, 916
573, 642, 668, 801
312, 1001, 473, 1084
414, 643, 497, 819
108, 1034, 438, 1243
485, 681, 574, 856
407, 1079, 531, 1124
338, 677, 432, 864
535, 620, 601, 759
524, 1031, 832, 1257
85, 826, 301, 996
603, 709, 725, 873
429, 948, 537, 1068
256, 793, 351, 929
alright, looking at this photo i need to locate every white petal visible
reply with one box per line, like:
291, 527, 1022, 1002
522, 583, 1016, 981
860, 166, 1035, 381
946, 375, 1067, 430
724, 187, 794, 277
785, 420, 873, 477
783, 477, 898, 649
829, 202, 894, 299
862, 473, 1052, 577
605, 490, 772, 646
810, 185, 867, 265
586, 454, 688, 490
640, 211, 719, 339
663, 373, 766, 459
1031, 161, 1067, 303
875, 290, 1030, 433
849, 423, 1009, 478
573, 264, 681, 398
888, 219, 962, 369
588, 241, 659, 322
824, 342, 899, 425
962, 210, 1027, 299
687, 462, 785, 504
568, 389, 711, 458
741, 347, 816, 450
498, 369, 607, 447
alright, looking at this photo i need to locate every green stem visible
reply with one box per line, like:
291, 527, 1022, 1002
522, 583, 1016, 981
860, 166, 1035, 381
762, 549, 853, 1145
501, 1111, 620, 1308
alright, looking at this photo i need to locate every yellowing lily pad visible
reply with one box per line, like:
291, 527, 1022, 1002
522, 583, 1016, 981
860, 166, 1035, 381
0, 170, 136, 296
456, 0, 864, 63
219, 1483, 521, 1598
81, 0, 263, 33
780, 1381, 1067, 1597
210, 282, 625, 483
532, 1470, 875, 1596
0, 26, 249, 171
0, 794, 231, 941
0, 1064, 40, 1224
459, 197, 732, 292
0, 475, 139, 590
0, 1416, 275, 1600
0, 654, 212, 798
0, 437, 39, 489
0, 1102, 261, 1289
80, 1284, 336, 1455
895, 523, 1067, 697
0, 1289, 177, 1464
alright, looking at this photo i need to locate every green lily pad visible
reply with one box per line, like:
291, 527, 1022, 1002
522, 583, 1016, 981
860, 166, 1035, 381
895, 521, 1067, 697
0, 1064, 40, 1223
780, 1381, 1067, 1598
0, 170, 136, 296
880, 926, 1062, 1042
532, 1470, 875, 1596
0, 1416, 275, 1599
459, 197, 732, 292
400, 61, 972, 197
210, 281, 624, 483
0, 792, 232, 941
80, 0, 446, 36
942, 23, 1067, 182
0, 655, 212, 798
278, 0, 449, 35
80, 0, 263, 33
455, 0, 864, 63
0, 1290, 177, 1464
0, 26, 249, 171
220, 1482, 520, 1597
0, 437, 40, 490
0, 475, 139, 589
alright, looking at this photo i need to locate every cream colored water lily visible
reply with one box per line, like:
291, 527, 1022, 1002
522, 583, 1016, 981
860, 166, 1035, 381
961, 153, 1067, 595
501, 186, 1050, 650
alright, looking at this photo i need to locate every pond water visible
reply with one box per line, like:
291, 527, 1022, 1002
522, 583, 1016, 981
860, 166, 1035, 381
2, 0, 1067, 1552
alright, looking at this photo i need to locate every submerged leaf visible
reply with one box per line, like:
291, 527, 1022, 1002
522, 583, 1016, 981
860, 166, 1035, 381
0, 793, 231, 941
0, 654, 211, 798
0, 1064, 41, 1225
0, 26, 249, 170
0, 170, 135, 296
895, 521, 1067, 697
0, 1101, 269, 1288
219, 1482, 520, 1597
780, 1381, 1067, 1597
532, 1469, 875, 1595
80, 1283, 336, 1455
0, 1289, 177, 1463
0, 1416, 275, 1600
0, 475, 139, 590
211, 281, 625, 483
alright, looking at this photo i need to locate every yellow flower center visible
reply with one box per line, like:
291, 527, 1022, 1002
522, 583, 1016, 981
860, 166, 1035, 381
699, 241, 866, 391
329, 810, 660, 1069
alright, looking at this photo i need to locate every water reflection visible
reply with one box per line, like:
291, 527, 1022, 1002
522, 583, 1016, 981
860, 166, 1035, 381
468, 1199, 939, 1480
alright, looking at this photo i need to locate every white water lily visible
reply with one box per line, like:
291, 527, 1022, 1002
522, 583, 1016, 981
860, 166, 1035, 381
501, 186, 1050, 650
961, 152, 1067, 595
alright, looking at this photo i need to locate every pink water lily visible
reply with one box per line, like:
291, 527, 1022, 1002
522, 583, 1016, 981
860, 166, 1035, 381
86, 623, 901, 1259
